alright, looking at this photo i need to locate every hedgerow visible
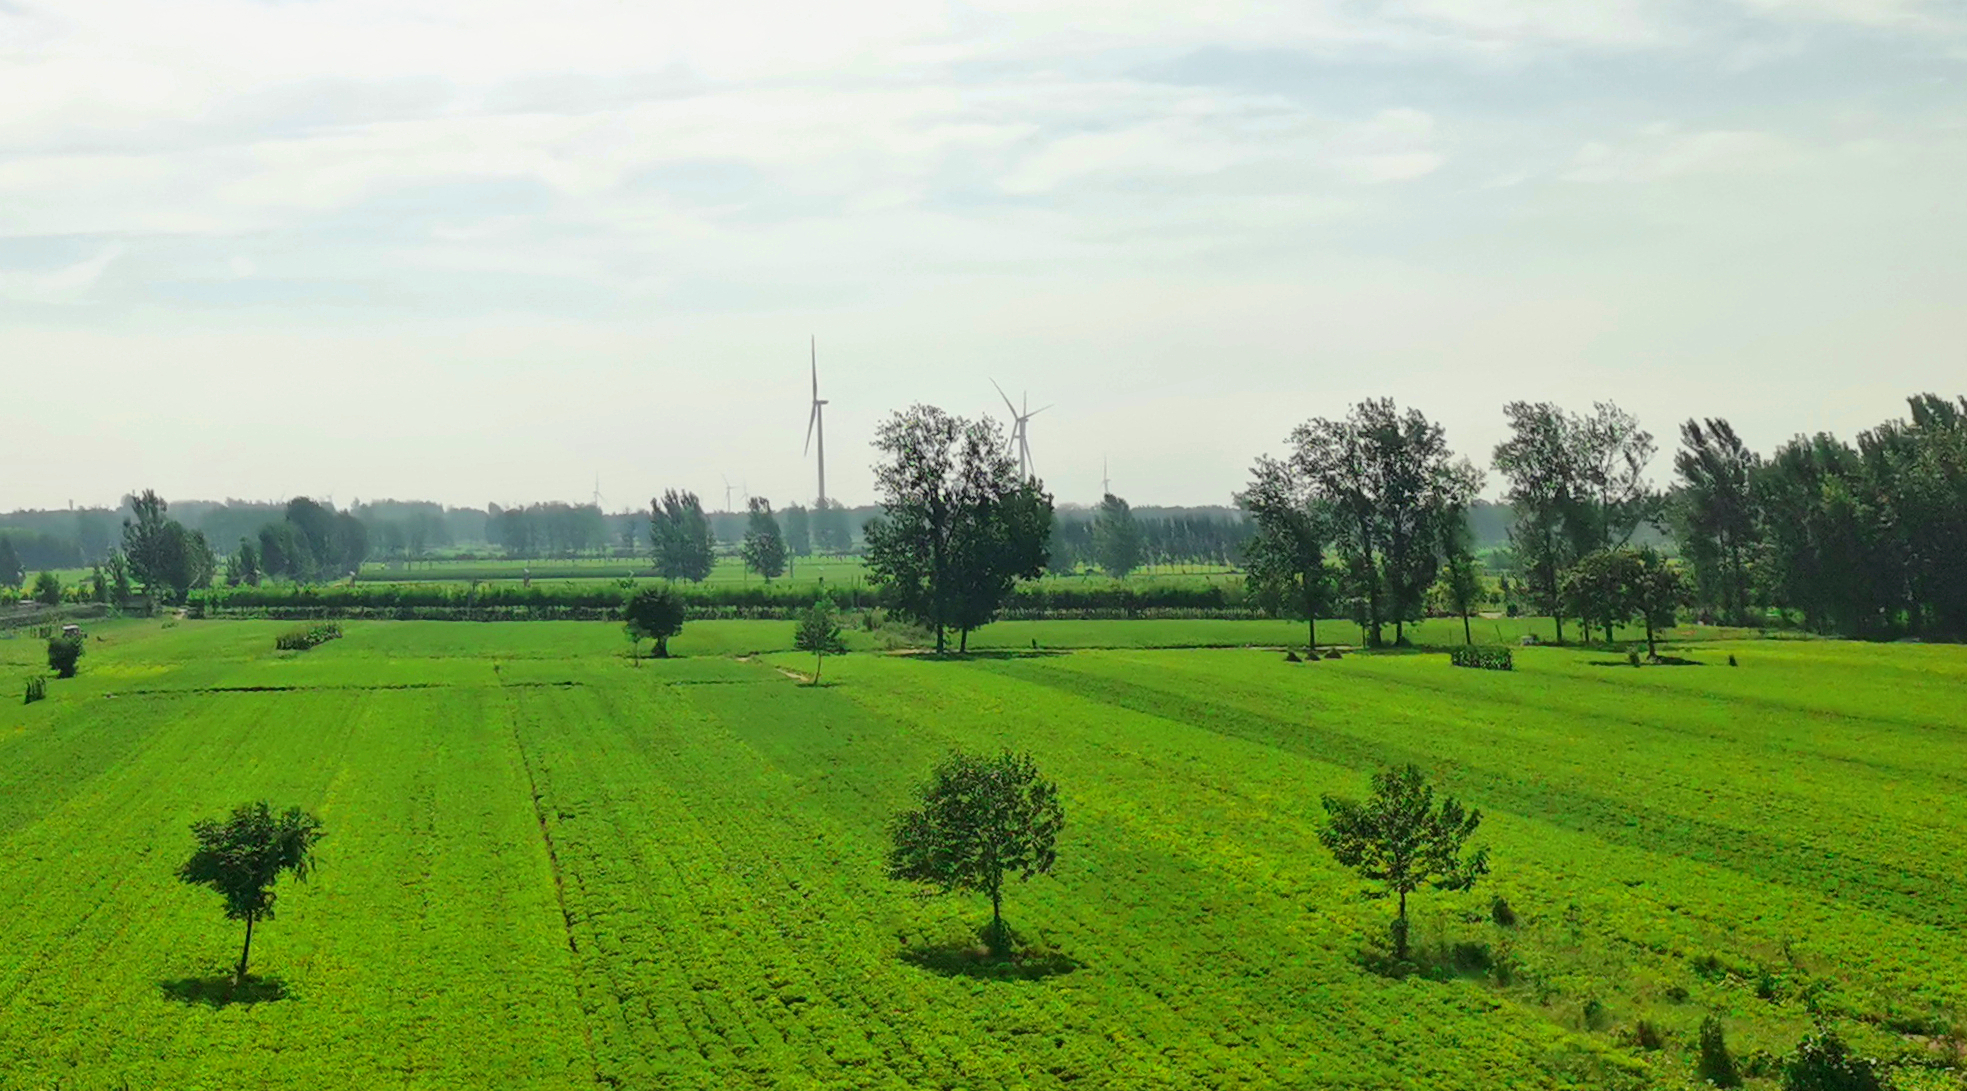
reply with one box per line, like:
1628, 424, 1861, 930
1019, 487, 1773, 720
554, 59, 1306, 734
274, 621, 343, 651
1450, 646, 1514, 671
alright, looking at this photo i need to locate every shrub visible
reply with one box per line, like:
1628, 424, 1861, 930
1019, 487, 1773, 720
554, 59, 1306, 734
1631, 1019, 1667, 1051
1449, 646, 1513, 671
1782, 1028, 1887, 1091
31, 571, 62, 606
1699, 1014, 1743, 1088
1490, 895, 1518, 928
1627, 648, 1642, 667
275, 622, 343, 652
24, 676, 46, 704
46, 634, 83, 678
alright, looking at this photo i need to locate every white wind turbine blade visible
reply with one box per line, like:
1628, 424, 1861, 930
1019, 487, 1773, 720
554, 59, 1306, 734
805, 401, 818, 456
992, 379, 1020, 419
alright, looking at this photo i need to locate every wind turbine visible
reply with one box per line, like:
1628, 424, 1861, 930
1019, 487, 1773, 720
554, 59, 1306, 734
591, 473, 604, 511
992, 380, 1050, 479
721, 474, 736, 513
805, 336, 829, 506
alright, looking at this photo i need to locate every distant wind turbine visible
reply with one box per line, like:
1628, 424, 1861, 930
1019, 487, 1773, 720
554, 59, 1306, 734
805, 337, 829, 507
993, 380, 1050, 479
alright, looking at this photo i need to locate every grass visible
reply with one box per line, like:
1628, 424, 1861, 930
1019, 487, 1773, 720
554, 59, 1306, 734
0, 618, 1960, 1088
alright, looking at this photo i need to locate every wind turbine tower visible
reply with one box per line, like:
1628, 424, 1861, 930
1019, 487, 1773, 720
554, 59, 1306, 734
992, 380, 1050, 480
805, 337, 829, 506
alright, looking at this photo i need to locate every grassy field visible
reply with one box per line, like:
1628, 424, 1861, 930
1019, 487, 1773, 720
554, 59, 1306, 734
1, 619, 1961, 1089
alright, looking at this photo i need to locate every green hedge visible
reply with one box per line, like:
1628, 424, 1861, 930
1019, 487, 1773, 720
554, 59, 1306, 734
1449, 646, 1513, 671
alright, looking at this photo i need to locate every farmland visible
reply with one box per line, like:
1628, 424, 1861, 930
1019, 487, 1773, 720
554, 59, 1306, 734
1, 620, 1962, 1089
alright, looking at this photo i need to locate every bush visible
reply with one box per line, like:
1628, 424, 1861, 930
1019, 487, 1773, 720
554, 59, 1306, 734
1631, 1019, 1667, 1051
24, 676, 46, 704
1449, 646, 1513, 671
1490, 896, 1518, 927
1782, 1028, 1887, 1091
275, 622, 343, 651
1700, 1014, 1743, 1088
46, 634, 83, 678
31, 571, 62, 606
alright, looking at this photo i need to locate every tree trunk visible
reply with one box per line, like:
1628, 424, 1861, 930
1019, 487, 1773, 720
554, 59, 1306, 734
236, 913, 255, 985
935, 626, 945, 654
959, 628, 969, 654
813, 649, 822, 685
1645, 618, 1656, 659
1307, 615, 1316, 656
1462, 611, 1471, 645
1394, 889, 1409, 960
989, 880, 1005, 957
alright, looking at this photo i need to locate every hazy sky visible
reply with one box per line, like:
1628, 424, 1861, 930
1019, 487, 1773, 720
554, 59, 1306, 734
2, 0, 1963, 512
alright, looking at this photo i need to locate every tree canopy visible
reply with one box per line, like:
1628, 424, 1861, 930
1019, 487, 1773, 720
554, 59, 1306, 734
887, 749, 1064, 955
650, 491, 716, 582
1319, 764, 1488, 959
863, 406, 1053, 653
622, 585, 686, 659
740, 497, 787, 582
1091, 492, 1142, 578
177, 802, 324, 984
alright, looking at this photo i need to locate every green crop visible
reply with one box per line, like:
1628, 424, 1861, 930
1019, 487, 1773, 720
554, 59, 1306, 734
0, 618, 1956, 1089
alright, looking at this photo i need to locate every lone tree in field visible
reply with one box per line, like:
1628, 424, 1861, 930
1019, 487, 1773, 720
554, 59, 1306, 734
622, 585, 686, 660
177, 802, 324, 985
888, 749, 1064, 957
1091, 492, 1143, 578
793, 597, 847, 684
1319, 764, 1488, 960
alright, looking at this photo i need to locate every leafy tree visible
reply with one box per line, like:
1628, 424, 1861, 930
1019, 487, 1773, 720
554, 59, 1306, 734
1240, 455, 1330, 652
1781, 1026, 1887, 1091
782, 504, 812, 558
1631, 548, 1689, 658
177, 802, 323, 985
31, 570, 62, 606
229, 540, 262, 587
810, 499, 852, 553
1319, 764, 1489, 959
887, 749, 1064, 956
47, 633, 84, 678
1494, 403, 1584, 643
1437, 546, 1485, 646
622, 585, 685, 659
0, 537, 21, 589
106, 551, 132, 603
864, 406, 1053, 653
1561, 548, 1640, 645
122, 489, 174, 596
257, 520, 312, 582
1574, 401, 1658, 552
793, 597, 848, 684
739, 497, 787, 582
1293, 400, 1481, 646
1673, 418, 1761, 624
650, 490, 716, 582
1091, 492, 1143, 578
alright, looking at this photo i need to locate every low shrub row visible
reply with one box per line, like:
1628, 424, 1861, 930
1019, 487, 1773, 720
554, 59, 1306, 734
193, 581, 1267, 621
1449, 646, 1513, 671
275, 622, 343, 651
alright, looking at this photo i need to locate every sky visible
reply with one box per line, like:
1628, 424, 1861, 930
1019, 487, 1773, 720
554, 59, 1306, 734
1, 0, 1963, 513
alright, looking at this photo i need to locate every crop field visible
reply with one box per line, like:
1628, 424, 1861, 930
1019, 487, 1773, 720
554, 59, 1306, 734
1, 620, 1962, 1089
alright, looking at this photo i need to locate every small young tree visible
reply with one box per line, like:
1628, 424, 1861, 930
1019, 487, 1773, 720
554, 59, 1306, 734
888, 749, 1065, 956
622, 585, 686, 659
1699, 1014, 1743, 1088
31, 570, 62, 606
1319, 764, 1488, 959
46, 634, 84, 678
793, 597, 848, 684
1782, 1026, 1886, 1091
177, 802, 324, 984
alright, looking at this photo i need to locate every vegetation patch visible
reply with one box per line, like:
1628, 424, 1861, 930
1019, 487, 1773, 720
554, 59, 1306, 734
1450, 645, 1514, 671
273, 621, 342, 651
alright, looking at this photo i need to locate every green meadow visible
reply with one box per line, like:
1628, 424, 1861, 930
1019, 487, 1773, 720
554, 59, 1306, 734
1, 620, 1961, 1089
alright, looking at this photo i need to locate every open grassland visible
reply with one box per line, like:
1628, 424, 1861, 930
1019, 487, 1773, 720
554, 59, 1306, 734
1, 620, 1961, 1089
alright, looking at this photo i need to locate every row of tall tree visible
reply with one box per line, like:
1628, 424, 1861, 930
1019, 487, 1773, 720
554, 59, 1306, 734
1241, 399, 1484, 648
1675, 394, 1967, 639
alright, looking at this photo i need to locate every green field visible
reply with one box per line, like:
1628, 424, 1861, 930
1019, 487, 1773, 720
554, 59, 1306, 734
1, 620, 1961, 1089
